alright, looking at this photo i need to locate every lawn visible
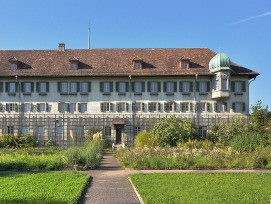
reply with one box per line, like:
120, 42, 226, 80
129, 173, 271, 204
0, 172, 89, 204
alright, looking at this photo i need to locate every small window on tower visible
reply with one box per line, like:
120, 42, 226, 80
69, 57, 79, 70
179, 57, 190, 69
9, 57, 19, 70
132, 56, 143, 70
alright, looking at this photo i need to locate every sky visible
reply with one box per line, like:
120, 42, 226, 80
0, 0, 270, 110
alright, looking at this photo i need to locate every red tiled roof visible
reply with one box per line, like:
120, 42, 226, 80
0, 48, 259, 78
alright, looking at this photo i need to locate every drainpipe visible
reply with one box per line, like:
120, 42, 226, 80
129, 74, 132, 146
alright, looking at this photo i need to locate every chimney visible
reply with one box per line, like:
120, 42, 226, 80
58, 43, 65, 51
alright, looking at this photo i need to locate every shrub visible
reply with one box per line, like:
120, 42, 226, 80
151, 116, 196, 146
134, 131, 159, 148
0, 134, 36, 148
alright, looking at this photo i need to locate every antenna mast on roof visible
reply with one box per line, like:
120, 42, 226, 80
88, 23, 91, 49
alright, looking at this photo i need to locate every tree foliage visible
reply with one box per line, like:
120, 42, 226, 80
134, 130, 159, 148
151, 116, 196, 146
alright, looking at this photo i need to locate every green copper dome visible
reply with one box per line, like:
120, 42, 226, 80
209, 53, 231, 73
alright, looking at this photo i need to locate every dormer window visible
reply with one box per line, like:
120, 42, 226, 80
9, 57, 19, 70
179, 57, 190, 69
69, 57, 79, 70
132, 56, 143, 70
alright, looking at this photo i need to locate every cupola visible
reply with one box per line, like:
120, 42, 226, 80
209, 53, 231, 73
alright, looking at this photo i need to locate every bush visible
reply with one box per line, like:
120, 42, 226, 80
151, 116, 196, 146
0, 134, 36, 148
134, 131, 159, 148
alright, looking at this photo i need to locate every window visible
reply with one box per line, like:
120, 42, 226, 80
100, 82, 113, 93
180, 60, 189, 68
22, 126, 29, 135
22, 82, 32, 93
7, 126, 14, 134
70, 82, 78, 94
79, 103, 87, 113
116, 82, 128, 93
37, 103, 45, 112
37, 126, 44, 139
215, 80, 219, 90
70, 62, 78, 70
221, 79, 227, 90
132, 102, 144, 112
148, 102, 160, 112
6, 103, 17, 112
164, 102, 176, 112
197, 103, 211, 113
104, 127, 111, 136
58, 82, 68, 94
164, 82, 176, 93
196, 81, 210, 93
6, 82, 16, 94
134, 62, 141, 69
148, 82, 160, 93
69, 103, 76, 113
215, 102, 227, 113
232, 102, 245, 113
198, 126, 208, 139
81, 82, 91, 93
231, 81, 246, 94
76, 126, 84, 137
59, 103, 68, 113
23, 103, 31, 112
100, 102, 112, 112
56, 126, 63, 137
10, 63, 17, 70
134, 126, 141, 136
39, 82, 47, 93
180, 81, 193, 93
181, 103, 189, 112
132, 82, 145, 93
117, 102, 128, 112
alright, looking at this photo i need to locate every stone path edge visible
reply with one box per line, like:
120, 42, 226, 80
128, 176, 145, 204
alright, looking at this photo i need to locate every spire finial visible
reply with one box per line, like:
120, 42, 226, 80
88, 23, 91, 49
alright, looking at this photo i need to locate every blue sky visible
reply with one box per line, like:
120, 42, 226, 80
0, 0, 270, 110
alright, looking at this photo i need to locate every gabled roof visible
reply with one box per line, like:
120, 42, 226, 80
0, 48, 259, 78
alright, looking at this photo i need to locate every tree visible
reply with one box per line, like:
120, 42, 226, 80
151, 116, 196, 146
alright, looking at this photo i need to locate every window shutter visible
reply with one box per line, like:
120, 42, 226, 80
100, 82, 104, 92
173, 102, 176, 112
110, 82, 113, 92
31, 82, 34, 92
242, 81, 246, 92
214, 102, 217, 112
116, 103, 119, 112
6, 104, 10, 112
15, 104, 19, 112
58, 103, 61, 112
110, 103, 113, 112
148, 103, 151, 112
158, 103, 161, 112
21, 82, 25, 92
46, 82, 49, 92
190, 82, 193, 92
174, 82, 177, 92
88, 82, 91, 92
207, 81, 211, 92
131, 82, 135, 92
78, 103, 81, 113
158, 82, 161, 92
181, 103, 184, 112
0, 103, 2, 112
190, 103, 193, 112
77, 82, 80, 92
126, 103, 129, 112
179, 82, 183, 92
242, 102, 246, 112
116, 82, 119, 92
141, 82, 145, 92
196, 103, 199, 112
16, 82, 19, 92
141, 103, 145, 112
5, 82, 9, 92
0, 82, 3, 92
100, 103, 103, 112
132, 102, 135, 111
232, 103, 235, 112
36, 82, 40, 92
37, 103, 40, 112
31, 103, 34, 112
57, 82, 61, 92
147, 82, 151, 92
163, 82, 167, 92
196, 82, 199, 92
223, 103, 227, 112
125, 82, 129, 92
231, 81, 235, 92
207, 103, 211, 112
46, 103, 50, 112
67, 103, 70, 112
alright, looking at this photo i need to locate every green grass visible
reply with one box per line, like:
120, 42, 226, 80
129, 173, 271, 204
0, 172, 89, 204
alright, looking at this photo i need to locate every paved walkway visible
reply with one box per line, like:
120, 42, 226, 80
82, 152, 271, 204
82, 152, 140, 204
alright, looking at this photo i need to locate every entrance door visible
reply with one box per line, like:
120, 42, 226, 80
116, 126, 122, 144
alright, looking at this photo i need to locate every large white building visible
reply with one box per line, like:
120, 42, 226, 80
0, 44, 259, 146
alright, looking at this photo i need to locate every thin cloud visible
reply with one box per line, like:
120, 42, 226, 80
225, 11, 271, 27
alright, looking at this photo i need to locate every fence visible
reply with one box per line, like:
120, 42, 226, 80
0, 113, 248, 147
